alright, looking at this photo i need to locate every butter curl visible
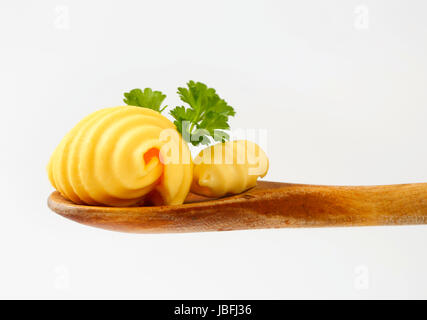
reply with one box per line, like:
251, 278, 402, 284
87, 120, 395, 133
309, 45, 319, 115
191, 140, 269, 197
48, 106, 193, 206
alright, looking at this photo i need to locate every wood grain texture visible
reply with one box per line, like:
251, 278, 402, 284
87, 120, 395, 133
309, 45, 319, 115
48, 181, 427, 233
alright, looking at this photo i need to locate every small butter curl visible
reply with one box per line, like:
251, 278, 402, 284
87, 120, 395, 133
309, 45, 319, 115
191, 140, 269, 197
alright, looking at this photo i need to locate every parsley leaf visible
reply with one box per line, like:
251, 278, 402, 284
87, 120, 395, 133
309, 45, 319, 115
170, 81, 235, 146
123, 88, 167, 113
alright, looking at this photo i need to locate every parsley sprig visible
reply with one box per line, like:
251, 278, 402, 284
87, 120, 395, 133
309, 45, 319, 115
170, 81, 235, 146
123, 81, 236, 146
123, 88, 167, 113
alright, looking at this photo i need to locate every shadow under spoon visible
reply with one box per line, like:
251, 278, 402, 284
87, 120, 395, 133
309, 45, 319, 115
48, 181, 427, 233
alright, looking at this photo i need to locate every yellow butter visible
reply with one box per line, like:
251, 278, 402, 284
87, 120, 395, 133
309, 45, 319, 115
47, 106, 193, 206
191, 140, 269, 197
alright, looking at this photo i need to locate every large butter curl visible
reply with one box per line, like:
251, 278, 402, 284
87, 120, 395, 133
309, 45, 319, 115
191, 140, 269, 197
48, 106, 193, 206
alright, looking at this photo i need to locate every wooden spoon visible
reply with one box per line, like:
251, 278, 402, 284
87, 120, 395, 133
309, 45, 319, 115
47, 181, 427, 233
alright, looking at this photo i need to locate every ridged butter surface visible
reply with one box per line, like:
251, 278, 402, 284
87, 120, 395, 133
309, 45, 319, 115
47, 106, 193, 206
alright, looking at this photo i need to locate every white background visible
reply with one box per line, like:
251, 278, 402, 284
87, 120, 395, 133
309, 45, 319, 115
0, 0, 426, 299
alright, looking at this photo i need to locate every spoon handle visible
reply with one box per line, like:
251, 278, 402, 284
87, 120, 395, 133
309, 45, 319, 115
239, 182, 427, 229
